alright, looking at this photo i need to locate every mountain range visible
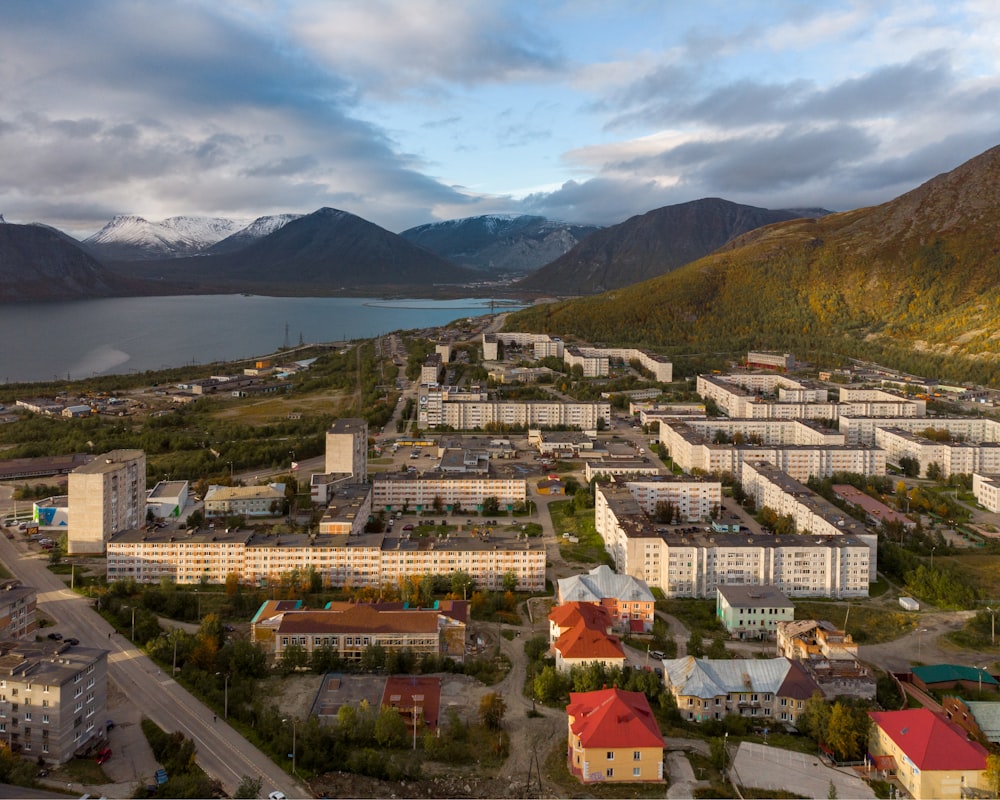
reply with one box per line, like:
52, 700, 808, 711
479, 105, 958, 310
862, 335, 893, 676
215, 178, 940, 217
517, 199, 828, 294
83, 214, 253, 260
399, 214, 600, 274
507, 144, 1000, 385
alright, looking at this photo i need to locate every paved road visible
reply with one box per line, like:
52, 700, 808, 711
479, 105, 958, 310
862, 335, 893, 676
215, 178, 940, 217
0, 534, 308, 799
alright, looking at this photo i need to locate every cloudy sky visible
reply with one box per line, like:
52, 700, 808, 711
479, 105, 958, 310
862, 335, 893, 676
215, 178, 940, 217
2, 1, 999, 237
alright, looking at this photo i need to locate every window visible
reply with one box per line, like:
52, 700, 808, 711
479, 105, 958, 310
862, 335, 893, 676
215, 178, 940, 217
633, 751, 641, 761
633, 767, 641, 777
606, 768, 614, 778
606, 751, 615, 760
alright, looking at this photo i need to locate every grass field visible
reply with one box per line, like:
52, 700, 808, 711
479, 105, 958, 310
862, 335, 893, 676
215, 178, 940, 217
792, 601, 917, 644
548, 500, 613, 566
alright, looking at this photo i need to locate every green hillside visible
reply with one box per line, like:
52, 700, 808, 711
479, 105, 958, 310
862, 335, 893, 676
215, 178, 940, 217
509, 145, 1000, 384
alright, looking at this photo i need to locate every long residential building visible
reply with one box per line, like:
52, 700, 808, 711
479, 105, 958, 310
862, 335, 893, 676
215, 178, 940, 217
973, 473, 1000, 513
106, 528, 546, 591
418, 385, 610, 430
204, 483, 285, 517
372, 470, 525, 512
600, 475, 723, 521
67, 449, 146, 555
659, 421, 885, 481
873, 427, 1000, 478
595, 484, 871, 598
0, 639, 109, 764
838, 415, 1000, 447
251, 601, 468, 663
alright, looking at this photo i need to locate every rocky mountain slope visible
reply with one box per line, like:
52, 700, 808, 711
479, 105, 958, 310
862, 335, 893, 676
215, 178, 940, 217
517, 198, 824, 294
400, 214, 600, 275
0, 222, 136, 302
508, 144, 1000, 385
83, 214, 250, 260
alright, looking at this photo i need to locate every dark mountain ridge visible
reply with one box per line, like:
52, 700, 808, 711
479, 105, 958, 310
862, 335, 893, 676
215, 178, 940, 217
517, 198, 826, 294
507, 144, 1000, 385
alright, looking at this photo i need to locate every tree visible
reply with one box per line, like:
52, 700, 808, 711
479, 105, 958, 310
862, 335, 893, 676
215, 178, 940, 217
375, 707, 408, 747
233, 775, 263, 799
501, 571, 518, 593
482, 496, 500, 515
687, 630, 705, 658
926, 462, 943, 481
451, 569, 474, 600
986, 753, 1000, 797
825, 703, 865, 761
479, 691, 506, 731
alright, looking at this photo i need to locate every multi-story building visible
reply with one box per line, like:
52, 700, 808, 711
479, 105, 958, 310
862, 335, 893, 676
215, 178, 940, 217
252, 601, 467, 663
973, 473, 1000, 513
317, 484, 372, 535
868, 709, 988, 800
776, 619, 875, 700
662, 656, 819, 725
0, 640, 108, 764
594, 484, 871, 598
417, 385, 610, 430
715, 584, 794, 640
837, 415, 1000, 447
204, 483, 285, 518
548, 602, 625, 673
747, 351, 796, 371
372, 470, 525, 512
566, 688, 665, 784
420, 354, 442, 385
556, 565, 656, 633
0, 582, 37, 639
583, 458, 662, 482
67, 449, 146, 554
145, 480, 190, 521
325, 418, 368, 481
107, 528, 546, 591
874, 427, 1000, 478
611, 476, 722, 522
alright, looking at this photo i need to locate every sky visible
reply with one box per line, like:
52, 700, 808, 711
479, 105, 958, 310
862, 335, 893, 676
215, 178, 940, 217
2, 0, 1000, 238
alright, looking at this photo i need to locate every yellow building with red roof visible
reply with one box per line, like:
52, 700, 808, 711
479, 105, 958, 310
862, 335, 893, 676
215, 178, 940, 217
567, 688, 664, 783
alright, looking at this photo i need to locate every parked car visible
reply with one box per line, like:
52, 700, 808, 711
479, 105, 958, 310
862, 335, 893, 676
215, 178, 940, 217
268, 792, 287, 800
402, 524, 414, 531
95, 747, 112, 765
65, 637, 80, 646
46, 632, 62, 641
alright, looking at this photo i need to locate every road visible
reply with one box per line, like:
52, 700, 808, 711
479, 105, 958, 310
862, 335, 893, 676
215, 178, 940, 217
0, 534, 308, 799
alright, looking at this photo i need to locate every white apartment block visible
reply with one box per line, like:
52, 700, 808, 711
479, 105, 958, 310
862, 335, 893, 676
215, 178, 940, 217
659, 422, 885, 481
106, 528, 546, 591
317, 484, 373, 535
435, 342, 452, 363
67, 449, 146, 555
608, 476, 723, 521
665, 418, 847, 447
584, 459, 663, 482
0, 640, 109, 764
325, 418, 368, 481
838, 415, 1000, 447
563, 347, 609, 378
594, 485, 870, 599
973, 473, 1000, 513
421, 354, 442, 385
838, 387, 927, 416
372, 471, 526, 511
482, 332, 563, 361
421, 396, 610, 430
747, 351, 796, 370
873, 427, 1000, 478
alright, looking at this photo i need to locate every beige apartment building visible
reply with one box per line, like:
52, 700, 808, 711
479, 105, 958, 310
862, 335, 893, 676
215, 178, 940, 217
66, 449, 145, 554
0, 582, 37, 640
837, 415, 1000, 446
0, 640, 108, 764
594, 484, 871, 598
325, 418, 368, 481
874, 427, 1000, 478
372, 471, 526, 511
973, 473, 1000, 513
106, 528, 546, 591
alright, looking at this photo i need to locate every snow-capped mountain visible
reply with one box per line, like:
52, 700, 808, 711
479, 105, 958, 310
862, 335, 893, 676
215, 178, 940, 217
0, 213, 6, 224
399, 214, 601, 274
204, 213, 303, 255
83, 214, 251, 261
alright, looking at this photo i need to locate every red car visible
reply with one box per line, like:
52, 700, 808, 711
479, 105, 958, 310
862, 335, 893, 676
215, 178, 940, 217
95, 747, 112, 765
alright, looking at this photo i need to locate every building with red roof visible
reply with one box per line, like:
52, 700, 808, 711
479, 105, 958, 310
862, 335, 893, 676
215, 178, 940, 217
381, 675, 442, 734
549, 602, 625, 673
566, 687, 664, 783
868, 708, 988, 799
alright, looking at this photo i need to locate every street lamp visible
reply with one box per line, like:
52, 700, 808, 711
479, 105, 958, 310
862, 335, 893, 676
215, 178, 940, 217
123, 605, 135, 640
226, 461, 234, 482
930, 546, 937, 568
216, 672, 230, 719
282, 717, 297, 775
977, 665, 985, 695
987, 607, 996, 646
918, 628, 928, 660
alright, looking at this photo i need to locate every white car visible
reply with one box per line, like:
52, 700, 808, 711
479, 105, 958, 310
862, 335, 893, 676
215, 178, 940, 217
268, 792, 287, 800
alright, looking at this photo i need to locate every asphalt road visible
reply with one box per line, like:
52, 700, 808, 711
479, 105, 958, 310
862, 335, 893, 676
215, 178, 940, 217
0, 534, 308, 799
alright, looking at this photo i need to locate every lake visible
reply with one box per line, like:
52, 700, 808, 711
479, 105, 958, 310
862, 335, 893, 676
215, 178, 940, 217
0, 295, 518, 384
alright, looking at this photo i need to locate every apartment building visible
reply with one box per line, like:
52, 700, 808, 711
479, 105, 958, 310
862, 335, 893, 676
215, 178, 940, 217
837, 415, 1000, 447
874, 427, 1000, 478
566, 688, 665, 784
317, 484, 372, 535
715, 584, 794, 639
973, 473, 1000, 513
556, 565, 656, 633
594, 484, 871, 598
255, 602, 468, 664
608, 475, 722, 521
204, 483, 285, 518
482, 332, 563, 361
372, 470, 525, 511
583, 458, 662, 481
107, 528, 546, 591
548, 602, 625, 672
0, 640, 108, 764
421, 354, 443, 385
659, 422, 885, 481
663, 656, 819, 725
747, 351, 796, 370
67, 449, 146, 555
325, 418, 368, 481
563, 347, 609, 378
0, 582, 37, 640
